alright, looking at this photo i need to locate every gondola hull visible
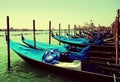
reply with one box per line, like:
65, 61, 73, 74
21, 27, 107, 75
16, 51, 120, 82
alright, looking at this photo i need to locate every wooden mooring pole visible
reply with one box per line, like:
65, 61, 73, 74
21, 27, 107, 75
115, 9, 120, 64
74, 25, 76, 36
59, 23, 61, 45
6, 16, 11, 71
68, 24, 70, 38
33, 20, 36, 49
49, 21, 51, 44
79, 26, 81, 35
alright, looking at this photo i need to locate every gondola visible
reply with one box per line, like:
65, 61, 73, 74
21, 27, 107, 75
21, 34, 91, 61
66, 32, 83, 38
52, 33, 104, 47
21, 34, 90, 52
21, 34, 68, 53
21, 33, 87, 49
20, 35, 120, 70
52, 33, 120, 52
21, 33, 120, 61
7, 39, 82, 68
103, 39, 120, 46
52, 33, 120, 61
6, 36, 120, 82
66, 31, 116, 46
82, 31, 120, 46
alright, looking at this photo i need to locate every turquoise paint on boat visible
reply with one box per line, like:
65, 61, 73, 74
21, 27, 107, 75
53, 34, 104, 45
7, 39, 82, 69
22, 37, 68, 53
9, 40, 45, 62
53, 35, 90, 45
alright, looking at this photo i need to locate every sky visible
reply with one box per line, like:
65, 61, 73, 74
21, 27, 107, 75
0, 0, 120, 29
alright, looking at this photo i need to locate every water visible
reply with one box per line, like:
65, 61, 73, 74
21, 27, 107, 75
0, 31, 81, 82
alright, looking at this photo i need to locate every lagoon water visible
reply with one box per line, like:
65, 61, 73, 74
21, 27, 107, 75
0, 31, 80, 82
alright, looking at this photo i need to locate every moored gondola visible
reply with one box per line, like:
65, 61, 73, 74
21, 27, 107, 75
52, 33, 120, 63
52, 33, 120, 52
22, 34, 120, 62
6, 36, 120, 82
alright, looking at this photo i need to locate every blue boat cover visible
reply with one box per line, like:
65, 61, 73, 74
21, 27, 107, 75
9, 40, 90, 64
23, 38, 68, 52
90, 37, 104, 45
53, 35, 90, 45
43, 45, 91, 64
9, 40, 45, 62
53, 35, 105, 45
42, 50, 60, 64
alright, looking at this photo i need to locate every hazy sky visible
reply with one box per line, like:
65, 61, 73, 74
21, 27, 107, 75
0, 0, 120, 29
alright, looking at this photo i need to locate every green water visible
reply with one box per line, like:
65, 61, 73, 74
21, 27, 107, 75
0, 31, 80, 82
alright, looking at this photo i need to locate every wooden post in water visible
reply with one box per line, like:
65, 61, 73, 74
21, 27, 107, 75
68, 24, 70, 38
79, 25, 81, 35
74, 25, 76, 36
49, 21, 51, 44
6, 16, 11, 71
59, 23, 61, 45
115, 9, 120, 64
33, 20, 36, 48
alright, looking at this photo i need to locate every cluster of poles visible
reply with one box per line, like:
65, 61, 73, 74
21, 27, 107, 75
6, 9, 120, 72
6, 16, 73, 71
